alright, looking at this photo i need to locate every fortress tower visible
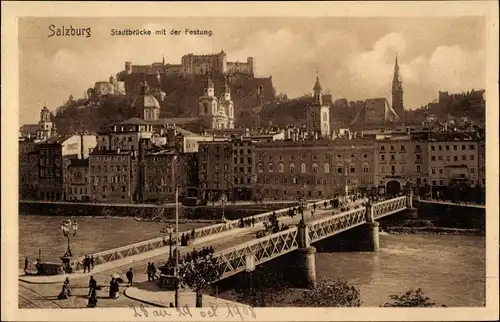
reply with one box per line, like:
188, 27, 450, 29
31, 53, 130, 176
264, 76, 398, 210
391, 54, 404, 123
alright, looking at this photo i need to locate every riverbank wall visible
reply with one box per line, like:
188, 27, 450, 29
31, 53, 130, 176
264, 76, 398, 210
19, 200, 298, 220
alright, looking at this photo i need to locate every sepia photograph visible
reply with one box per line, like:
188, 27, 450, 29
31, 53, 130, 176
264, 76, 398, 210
2, 1, 499, 321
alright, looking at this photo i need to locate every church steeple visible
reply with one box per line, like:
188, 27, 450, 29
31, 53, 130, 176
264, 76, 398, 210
313, 74, 323, 105
204, 73, 215, 97
391, 54, 404, 124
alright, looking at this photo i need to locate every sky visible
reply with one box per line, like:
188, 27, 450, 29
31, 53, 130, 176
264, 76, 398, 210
18, 16, 486, 125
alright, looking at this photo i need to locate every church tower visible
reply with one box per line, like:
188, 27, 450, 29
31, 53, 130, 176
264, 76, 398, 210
131, 81, 161, 121
307, 76, 330, 138
220, 77, 234, 129
392, 54, 404, 123
198, 74, 224, 129
37, 105, 55, 140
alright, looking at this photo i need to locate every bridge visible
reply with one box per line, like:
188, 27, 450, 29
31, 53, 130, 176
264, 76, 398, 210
211, 195, 411, 286
26, 194, 414, 289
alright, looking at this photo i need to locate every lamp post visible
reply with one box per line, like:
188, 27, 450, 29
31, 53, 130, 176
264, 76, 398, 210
60, 219, 78, 257
161, 224, 174, 262
220, 193, 227, 222
170, 154, 181, 308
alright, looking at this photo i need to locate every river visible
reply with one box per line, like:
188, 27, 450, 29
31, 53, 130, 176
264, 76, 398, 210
18, 216, 485, 307
18, 215, 208, 266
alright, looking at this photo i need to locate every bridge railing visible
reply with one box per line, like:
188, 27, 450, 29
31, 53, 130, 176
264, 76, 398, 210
308, 205, 367, 244
372, 196, 407, 220
214, 227, 299, 279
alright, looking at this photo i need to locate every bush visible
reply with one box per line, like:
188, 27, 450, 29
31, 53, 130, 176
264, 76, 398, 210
292, 279, 362, 307
383, 288, 445, 307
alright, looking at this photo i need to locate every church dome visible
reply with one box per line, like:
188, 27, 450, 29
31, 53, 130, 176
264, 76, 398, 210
131, 82, 160, 109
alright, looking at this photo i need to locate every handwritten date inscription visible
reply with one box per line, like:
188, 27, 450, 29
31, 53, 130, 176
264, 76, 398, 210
130, 303, 256, 320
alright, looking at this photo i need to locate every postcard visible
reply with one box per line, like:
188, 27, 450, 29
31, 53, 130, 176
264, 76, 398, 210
2, 1, 499, 321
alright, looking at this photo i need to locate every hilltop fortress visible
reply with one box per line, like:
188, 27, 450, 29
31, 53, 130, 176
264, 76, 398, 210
115, 50, 258, 96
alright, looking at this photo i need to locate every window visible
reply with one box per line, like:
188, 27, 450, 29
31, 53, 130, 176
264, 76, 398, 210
363, 162, 369, 173
439, 180, 444, 185
350, 163, 356, 173
258, 163, 263, 173
416, 154, 422, 161
462, 145, 466, 150
312, 163, 318, 173
416, 165, 421, 172
336, 154, 342, 161
469, 145, 475, 150
290, 163, 295, 173
431, 156, 436, 161
438, 145, 442, 151
453, 156, 458, 161
278, 163, 284, 173
380, 155, 385, 161
401, 145, 405, 151
432, 168, 436, 174
431, 145, 435, 151
453, 145, 457, 150
470, 168, 475, 173
432, 180, 437, 186
313, 154, 317, 160
336, 163, 343, 174
301, 163, 306, 173
324, 163, 330, 173
439, 169, 443, 174
446, 145, 450, 151
438, 156, 443, 161
363, 154, 368, 159
390, 145, 395, 151
380, 145, 385, 151
462, 155, 466, 161
391, 165, 396, 173
390, 154, 395, 161
381, 165, 386, 173
446, 156, 450, 161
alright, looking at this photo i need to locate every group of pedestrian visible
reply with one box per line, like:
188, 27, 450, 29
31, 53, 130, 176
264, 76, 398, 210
147, 262, 158, 281
82, 255, 94, 273
181, 246, 214, 263
180, 229, 196, 246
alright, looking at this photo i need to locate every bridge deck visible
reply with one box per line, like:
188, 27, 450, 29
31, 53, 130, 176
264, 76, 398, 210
416, 199, 485, 209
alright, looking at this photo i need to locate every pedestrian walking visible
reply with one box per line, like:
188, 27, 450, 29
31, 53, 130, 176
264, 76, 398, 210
90, 255, 95, 270
151, 263, 158, 280
191, 229, 195, 241
126, 268, 134, 286
24, 257, 29, 273
88, 275, 97, 296
147, 263, 152, 282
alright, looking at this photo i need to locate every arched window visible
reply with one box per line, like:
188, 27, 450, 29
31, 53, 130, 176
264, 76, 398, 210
324, 163, 330, 174
290, 163, 295, 173
278, 163, 284, 173
268, 163, 274, 172
301, 163, 306, 173
336, 163, 343, 174
312, 163, 318, 173
258, 163, 263, 173
336, 154, 342, 161
350, 162, 356, 173
362, 162, 369, 173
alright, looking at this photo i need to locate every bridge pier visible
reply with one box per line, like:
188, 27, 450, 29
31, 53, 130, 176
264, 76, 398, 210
294, 246, 317, 288
406, 207, 419, 219
358, 222, 380, 252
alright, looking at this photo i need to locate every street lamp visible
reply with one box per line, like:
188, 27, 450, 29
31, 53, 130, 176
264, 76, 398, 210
220, 193, 227, 222
60, 219, 78, 257
161, 224, 174, 262
171, 154, 181, 308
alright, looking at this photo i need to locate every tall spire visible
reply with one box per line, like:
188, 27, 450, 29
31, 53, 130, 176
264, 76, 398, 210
393, 53, 401, 85
313, 75, 322, 105
391, 54, 404, 124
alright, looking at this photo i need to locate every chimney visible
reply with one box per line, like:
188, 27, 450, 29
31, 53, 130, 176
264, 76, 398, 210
80, 133, 84, 159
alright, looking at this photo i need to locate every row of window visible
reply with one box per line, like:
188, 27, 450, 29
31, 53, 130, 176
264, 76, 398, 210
431, 155, 475, 162
92, 185, 127, 193
257, 176, 373, 186
39, 158, 61, 167
69, 186, 88, 195
379, 154, 420, 161
91, 155, 129, 161
430, 144, 475, 151
39, 168, 61, 177
91, 165, 128, 172
257, 162, 371, 174
91, 175, 128, 184
39, 179, 60, 189
379, 144, 411, 152
430, 167, 477, 175
258, 153, 370, 162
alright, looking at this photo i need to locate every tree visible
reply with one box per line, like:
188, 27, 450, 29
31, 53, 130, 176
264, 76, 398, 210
231, 265, 293, 307
178, 252, 223, 307
292, 279, 362, 307
383, 288, 444, 307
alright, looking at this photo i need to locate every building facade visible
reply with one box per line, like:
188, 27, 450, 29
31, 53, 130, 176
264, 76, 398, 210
67, 159, 90, 201
19, 138, 39, 199
374, 136, 428, 194
198, 140, 234, 201
253, 139, 376, 200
